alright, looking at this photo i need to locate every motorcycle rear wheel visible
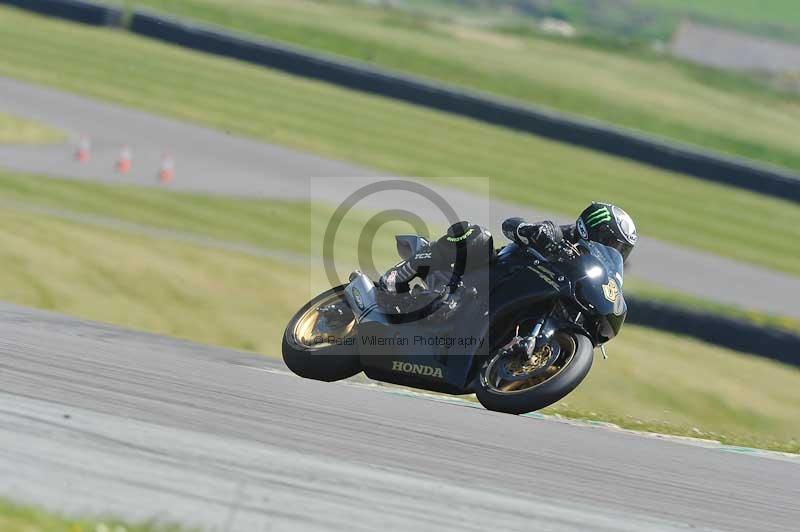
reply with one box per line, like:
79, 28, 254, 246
475, 331, 593, 415
282, 285, 362, 382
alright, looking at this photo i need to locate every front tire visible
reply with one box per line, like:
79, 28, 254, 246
475, 332, 593, 415
282, 285, 362, 382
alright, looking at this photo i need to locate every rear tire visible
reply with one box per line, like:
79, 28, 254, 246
475, 332, 593, 415
282, 286, 362, 382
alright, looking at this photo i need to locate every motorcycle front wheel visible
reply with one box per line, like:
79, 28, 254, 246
282, 285, 362, 382
475, 331, 593, 415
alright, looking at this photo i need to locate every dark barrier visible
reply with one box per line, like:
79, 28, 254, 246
0, 0, 122, 26
626, 297, 800, 366
128, 10, 800, 203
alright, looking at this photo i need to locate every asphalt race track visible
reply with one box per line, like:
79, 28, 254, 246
1, 302, 798, 531
2, 76, 800, 319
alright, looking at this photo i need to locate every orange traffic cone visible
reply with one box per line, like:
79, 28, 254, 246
75, 135, 91, 163
158, 154, 175, 183
116, 145, 132, 174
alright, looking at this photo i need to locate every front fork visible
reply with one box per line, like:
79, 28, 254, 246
518, 312, 601, 362
498, 316, 556, 366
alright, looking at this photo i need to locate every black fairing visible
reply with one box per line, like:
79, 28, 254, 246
569, 241, 627, 344
349, 239, 626, 394
489, 243, 568, 317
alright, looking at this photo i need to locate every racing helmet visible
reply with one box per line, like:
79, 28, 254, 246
576, 202, 637, 261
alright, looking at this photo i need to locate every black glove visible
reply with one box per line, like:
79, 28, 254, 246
515, 221, 563, 254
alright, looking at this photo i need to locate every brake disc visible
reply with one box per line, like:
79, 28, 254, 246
495, 342, 561, 382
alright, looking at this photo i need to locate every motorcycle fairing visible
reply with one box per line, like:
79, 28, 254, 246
356, 302, 490, 394
348, 244, 570, 394
567, 241, 627, 344
344, 240, 627, 394
487, 243, 570, 337
349, 267, 491, 393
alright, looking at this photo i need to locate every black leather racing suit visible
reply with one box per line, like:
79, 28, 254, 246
381, 218, 575, 294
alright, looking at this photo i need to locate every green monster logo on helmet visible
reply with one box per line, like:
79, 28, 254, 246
585, 206, 612, 228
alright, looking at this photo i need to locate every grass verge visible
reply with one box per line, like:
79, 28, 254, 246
0, 111, 64, 144
543, 325, 800, 454
107, 0, 800, 171
0, 169, 797, 452
0, 498, 187, 532
1, 7, 799, 276
0, 203, 306, 353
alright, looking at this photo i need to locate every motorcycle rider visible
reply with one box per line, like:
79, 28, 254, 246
380, 202, 637, 298
502, 201, 637, 263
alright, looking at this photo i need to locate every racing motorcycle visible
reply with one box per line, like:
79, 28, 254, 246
282, 232, 626, 414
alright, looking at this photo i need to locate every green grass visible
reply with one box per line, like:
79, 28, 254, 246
0, 111, 64, 144
0, 201, 308, 353
0, 498, 188, 532
0, 168, 797, 452
104, 0, 800, 172
2, 7, 799, 276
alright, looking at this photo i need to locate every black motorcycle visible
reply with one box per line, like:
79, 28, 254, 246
282, 233, 626, 415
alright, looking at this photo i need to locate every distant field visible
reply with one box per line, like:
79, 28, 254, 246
412, 0, 800, 42
0, 112, 63, 143
2, 7, 799, 276
107, 0, 800, 172
634, 0, 800, 38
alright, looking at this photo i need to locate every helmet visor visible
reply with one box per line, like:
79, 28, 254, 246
607, 239, 634, 261
612, 206, 637, 245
